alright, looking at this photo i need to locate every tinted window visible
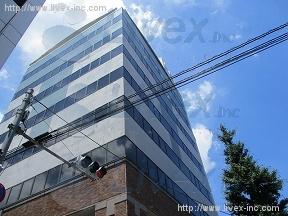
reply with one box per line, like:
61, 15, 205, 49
60, 164, 74, 182
34, 111, 45, 124
98, 74, 109, 89
96, 26, 103, 34
61, 75, 71, 87
107, 139, 125, 161
70, 70, 80, 82
7, 183, 22, 204
113, 14, 121, 23
143, 119, 152, 138
110, 67, 123, 83
43, 86, 53, 97
111, 45, 123, 58
104, 21, 111, 29
31, 172, 48, 194
103, 35, 110, 44
43, 106, 54, 119
148, 159, 158, 182
53, 81, 62, 92
80, 64, 90, 76
173, 183, 188, 205
86, 81, 97, 95
59, 62, 67, 71
158, 137, 166, 153
64, 93, 75, 108
88, 31, 95, 39
75, 88, 86, 102
100, 53, 110, 64
53, 99, 65, 113
45, 166, 61, 189
133, 108, 143, 128
51, 66, 60, 76
85, 46, 93, 55
166, 147, 179, 167
112, 28, 122, 39
19, 178, 33, 200
125, 140, 136, 164
94, 41, 102, 50
137, 149, 148, 173
165, 176, 174, 195
43, 71, 52, 81
90, 58, 99, 70
91, 145, 106, 165
76, 51, 84, 61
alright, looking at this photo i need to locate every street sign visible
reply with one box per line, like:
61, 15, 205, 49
0, 183, 6, 202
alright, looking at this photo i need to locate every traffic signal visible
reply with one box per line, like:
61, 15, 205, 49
88, 161, 99, 173
96, 167, 107, 178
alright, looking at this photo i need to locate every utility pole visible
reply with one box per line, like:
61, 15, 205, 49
0, 89, 34, 169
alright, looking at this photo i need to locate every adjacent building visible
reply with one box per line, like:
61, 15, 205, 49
0, 8, 217, 216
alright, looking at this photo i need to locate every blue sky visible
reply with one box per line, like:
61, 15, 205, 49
1, 0, 288, 215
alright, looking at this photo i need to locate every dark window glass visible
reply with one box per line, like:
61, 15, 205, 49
60, 164, 74, 182
54, 99, 65, 113
123, 68, 132, 84
31, 172, 48, 194
76, 51, 85, 61
165, 176, 174, 195
91, 145, 106, 165
43, 71, 52, 81
70, 70, 80, 82
123, 46, 129, 59
51, 66, 60, 76
25, 115, 36, 128
103, 35, 110, 45
59, 62, 67, 71
44, 86, 53, 97
65, 45, 73, 54
95, 104, 108, 120
90, 58, 100, 70
133, 108, 143, 128
179, 160, 190, 178
88, 31, 96, 39
44, 105, 54, 119
130, 56, 137, 69
86, 81, 97, 95
143, 119, 152, 138
53, 81, 62, 92
50, 56, 58, 63
72, 40, 81, 49
80, 36, 87, 44
100, 53, 110, 64
94, 41, 102, 50
111, 45, 123, 58
22, 147, 33, 159
166, 147, 179, 167
61, 76, 71, 87
36, 76, 44, 86
158, 137, 166, 153
137, 67, 144, 79
125, 139, 136, 164
110, 67, 123, 83
45, 165, 61, 189
82, 112, 95, 126
34, 111, 45, 124
158, 168, 166, 189
135, 48, 142, 59
131, 79, 140, 92
85, 46, 93, 55
148, 159, 158, 182
19, 178, 34, 200
10, 152, 23, 165
107, 139, 125, 162
98, 74, 109, 89
113, 14, 121, 24
96, 26, 103, 34
152, 129, 159, 144
80, 64, 90, 76
161, 116, 172, 134
104, 21, 111, 29
112, 28, 122, 39
75, 88, 86, 102
7, 183, 22, 204
173, 183, 188, 205
64, 93, 75, 108
137, 149, 148, 173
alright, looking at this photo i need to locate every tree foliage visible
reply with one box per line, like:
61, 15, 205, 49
218, 124, 288, 215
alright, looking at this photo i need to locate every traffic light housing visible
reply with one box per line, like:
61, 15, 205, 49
96, 167, 107, 178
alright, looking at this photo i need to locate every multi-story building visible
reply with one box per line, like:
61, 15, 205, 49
0, 0, 46, 69
0, 8, 216, 216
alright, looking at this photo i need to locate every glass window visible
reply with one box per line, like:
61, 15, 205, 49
86, 81, 97, 95
91, 145, 106, 165
60, 164, 74, 182
96, 26, 103, 34
111, 45, 123, 58
61, 75, 71, 87
130, 56, 138, 69
100, 52, 110, 64
165, 176, 174, 196
113, 14, 121, 24
123, 46, 130, 59
0, 188, 10, 207
7, 183, 22, 204
80, 64, 90, 76
166, 147, 179, 167
31, 172, 48, 194
85, 46, 93, 55
51, 66, 60, 76
76, 51, 85, 61
80, 36, 87, 44
43, 71, 52, 81
53, 99, 65, 113
103, 35, 110, 44
179, 160, 190, 178
53, 81, 62, 92
59, 62, 67, 71
125, 139, 136, 164
88, 31, 95, 39
173, 183, 188, 205
36, 76, 44, 86
90, 58, 100, 70
148, 159, 158, 182
75, 88, 86, 102
157, 168, 166, 189
10, 152, 23, 165
70, 70, 80, 82
94, 41, 102, 50
104, 21, 111, 29
25, 115, 36, 128
45, 165, 61, 189
152, 128, 159, 144
143, 119, 152, 138
137, 149, 148, 174
22, 147, 33, 159
107, 139, 125, 162
19, 178, 34, 200
112, 28, 122, 39
34, 110, 45, 124
98, 74, 109, 89
43, 86, 53, 97
133, 108, 143, 128
95, 104, 108, 120
64, 93, 76, 108
123, 68, 132, 84
158, 137, 166, 153
65, 45, 73, 54
110, 67, 123, 83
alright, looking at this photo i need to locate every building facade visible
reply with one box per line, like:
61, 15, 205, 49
0, 0, 45, 69
0, 8, 217, 216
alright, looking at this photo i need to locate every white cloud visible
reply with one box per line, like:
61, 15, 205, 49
236, 21, 246, 29
192, 124, 216, 172
18, 0, 125, 64
181, 80, 214, 112
0, 69, 9, 80
129, 3, 164, 41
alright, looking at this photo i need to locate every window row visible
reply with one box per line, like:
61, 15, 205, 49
122, 13, 189, 127
122, 44, 199, 154
12, 26, 123, 102
1, 136, 210, 216
124, 101, 210, 201
2, 39, 123, 124
3, 95, 126, 169
20, 13, 122, 83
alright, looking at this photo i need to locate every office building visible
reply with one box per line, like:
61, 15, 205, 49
0, 8, 216, 216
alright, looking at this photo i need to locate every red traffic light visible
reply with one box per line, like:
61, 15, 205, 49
96, 167, 107, 178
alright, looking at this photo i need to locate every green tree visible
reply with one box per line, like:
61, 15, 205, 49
218, 124, 288, 216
